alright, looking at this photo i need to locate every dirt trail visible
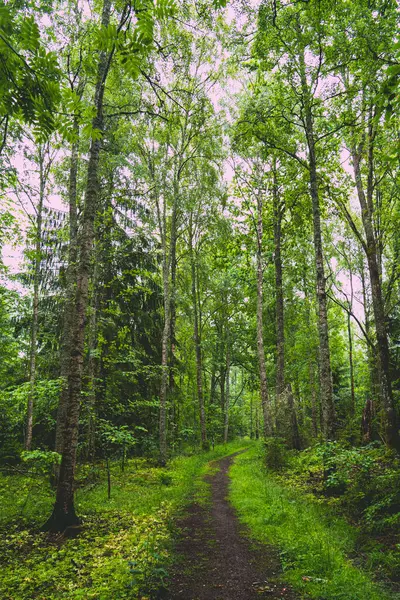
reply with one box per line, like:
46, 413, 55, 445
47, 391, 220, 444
164, 452, 298, 600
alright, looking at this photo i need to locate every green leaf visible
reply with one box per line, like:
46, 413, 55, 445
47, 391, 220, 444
20, 17, 40, 52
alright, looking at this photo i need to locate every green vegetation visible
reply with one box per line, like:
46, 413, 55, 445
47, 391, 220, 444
276, 441, 400, 584
229, 444, 398, 600
0, 441, 246, 600
0, 0, 400, 594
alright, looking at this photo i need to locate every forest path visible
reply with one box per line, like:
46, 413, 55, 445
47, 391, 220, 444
164, 452, 298, 600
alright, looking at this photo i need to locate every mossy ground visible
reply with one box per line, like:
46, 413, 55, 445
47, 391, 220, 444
0, 440, 248, 600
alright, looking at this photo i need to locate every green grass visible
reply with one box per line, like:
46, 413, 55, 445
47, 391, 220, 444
229, 444, 398, 600
0, 440, 248, 600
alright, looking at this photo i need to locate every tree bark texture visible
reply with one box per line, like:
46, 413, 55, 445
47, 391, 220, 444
55, 125, 79, 460
43, 0, 112, 532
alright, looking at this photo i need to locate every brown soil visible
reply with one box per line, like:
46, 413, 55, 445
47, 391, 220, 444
164, 452, 299, 600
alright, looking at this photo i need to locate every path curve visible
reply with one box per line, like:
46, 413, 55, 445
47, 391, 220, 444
165, 452, 298, 600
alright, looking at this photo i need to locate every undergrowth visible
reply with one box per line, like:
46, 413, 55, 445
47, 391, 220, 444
229, 443, 399, 600
0, 439, 248, 599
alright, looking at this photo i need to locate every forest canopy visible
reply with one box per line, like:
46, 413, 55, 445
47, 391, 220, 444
1, 1, 400, 594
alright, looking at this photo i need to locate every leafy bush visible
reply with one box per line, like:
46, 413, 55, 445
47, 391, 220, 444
21, 450, 61, 475
276, 439, 400, 584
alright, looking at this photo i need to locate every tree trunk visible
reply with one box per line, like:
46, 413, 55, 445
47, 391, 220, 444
223, 330, 231, 443
255, 405, 260, 439
299, 51, 335, 439
43, 0, 112, 532
287, 383, 301, 450
273, 166, 285, 404
352, 147, 400, 450
25, 146, 45, 450
169, 227, 177, 444
85, 260, 99, 463
189, 214, 207, 449
359, 258, 379, 402
309, 361, 319, 437
347, 313, 356, 416
55, 125, 79, 461
159, 180, 178, 465
361, 398, 374, 444
250, 392, 253, 438
256, 192, 272, 437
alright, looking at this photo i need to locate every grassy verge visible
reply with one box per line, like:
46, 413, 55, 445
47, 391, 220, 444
0, 439, 248, 599
229, 443, 397, 600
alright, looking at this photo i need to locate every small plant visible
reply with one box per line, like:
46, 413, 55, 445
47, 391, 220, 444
159, 472, 173, 486
20, 449, 61, 476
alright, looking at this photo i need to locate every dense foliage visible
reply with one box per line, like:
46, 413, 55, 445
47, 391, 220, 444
0, 0, 400, 596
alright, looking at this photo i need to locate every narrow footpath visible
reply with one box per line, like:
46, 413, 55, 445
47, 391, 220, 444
165, 453, 298, 600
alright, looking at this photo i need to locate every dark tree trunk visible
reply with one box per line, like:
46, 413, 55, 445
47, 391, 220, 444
55, 125, 79, 462
361, 398, 374, 444
85, 260, 100, 463
43, 0, 112, 532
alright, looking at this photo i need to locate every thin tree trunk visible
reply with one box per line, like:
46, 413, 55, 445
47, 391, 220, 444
189, 214, 207, 449
220, 365, 226, 416
159, 181, 178, 465
273, 166, 285, 403
223, 330, 231, 443
25, 146, 45, 451
347, 313, 356, 416
359, 259, 378, 400
352, 145, 399, 450
169, 228, 177, 444
255, 405, 259, 439
310, 361, 319, 437
299, 50, 335, 438
250, 392, 253, 439
43, 0, 112, 532
287, 384, 301, 450
256, 192, 272, 437
85, 260, 99, 463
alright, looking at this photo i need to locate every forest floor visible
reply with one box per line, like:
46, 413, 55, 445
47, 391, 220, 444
1, 441, 398, 599
165, 452, 297, 600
